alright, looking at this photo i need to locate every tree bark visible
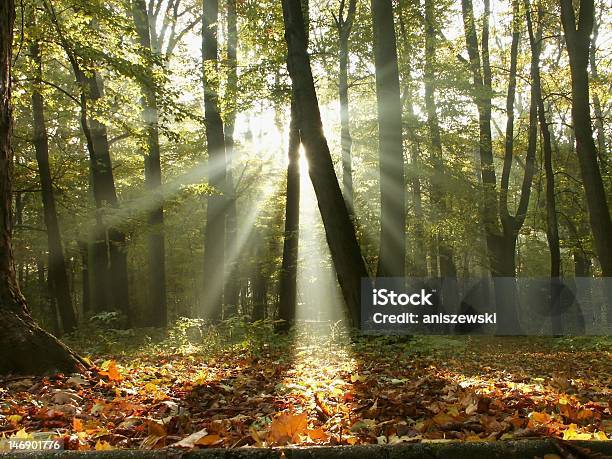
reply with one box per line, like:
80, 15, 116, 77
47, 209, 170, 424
397, 0, 426, 277
0, 0, 84, 375
589, 10, 607, 173
371, 0, 406, 277
201, 0, 228, 321
278, 98, 300, 331
281, 0, 369, 326
334, 0, 357, 215
559, 0, 612, 277
424, 0, 456, 279
224, 0, 240, 317
132, 0, 167, 328
29, 37, 77, 334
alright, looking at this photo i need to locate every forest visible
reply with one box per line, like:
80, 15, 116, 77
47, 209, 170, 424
0, 0, 611, 454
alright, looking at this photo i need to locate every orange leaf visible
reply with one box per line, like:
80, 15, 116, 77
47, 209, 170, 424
73, 418, 84, 431
268, 412, 308, 445
307, 428, 330, 442
195, 434, 223, 446
99, 361, 122, 382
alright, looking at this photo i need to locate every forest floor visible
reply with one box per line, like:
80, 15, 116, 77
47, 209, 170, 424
0, 321, 610, 453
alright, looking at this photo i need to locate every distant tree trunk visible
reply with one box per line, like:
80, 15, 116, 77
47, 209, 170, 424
132, 0, 167, 328
525, 0, 562, 333
29, 37, 77, 333
224, 0, 240, 317
397, 0, 426, 277
278, 99, 300, 331
589, 10, 606, 173
525, 1, 560, 278
79, 69, 130, 322
424, 0, 456, 279
334, 0, 357, 214
252, 235, 267, 322
282, 0, 369, 326
79, 241, 90, 314
201, 0, 227, 321
0, 0, 84, 374
371, 0, 406, 277
559, 0, 612, 277
462, 0, 531, 332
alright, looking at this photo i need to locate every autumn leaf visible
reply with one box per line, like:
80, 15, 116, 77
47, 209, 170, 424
268, 412, 308, 445
195, 434, 223, 446
307, 428, 329, 442
172, 429, 209, 448
95, 440, 114, 450
99, 360, 122, 382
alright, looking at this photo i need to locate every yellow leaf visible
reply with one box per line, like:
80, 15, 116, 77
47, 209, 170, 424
11, 429, 29, 439
466, 435, 483, 442
593, 431, 608, 441
6, 415, 21, 424
562, 427, 591, 440
95, 440, 114, 450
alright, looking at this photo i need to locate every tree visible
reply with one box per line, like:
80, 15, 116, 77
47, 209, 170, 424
224, 0, 240, 316
29, 19, 77, 334
462, 0, 537, 332
424, 0, 456, 278
201, 0, 228, 320
132, 0, 167, 328
0, 0, 84, 375
559, 0, 612, 277
281, 0, 369, 326
371, 0, 406, 277
333, 0, 357, 214
278, 99, 300, 330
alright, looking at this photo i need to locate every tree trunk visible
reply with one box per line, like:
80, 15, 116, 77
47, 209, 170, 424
424, 0, 456, 279
0, 0, 84, 375
29, 37, 77, 333
589, 11, 606, 173
462, 0, 528, 332
201, 0, 227, 321
559, 0, 612, 277
397, 0, 426, 277
335, 0, 357, 214
281, 0, 369, 326
371, 0, 406, 277
278, 98, 300, 331
224, 0, 240, 317
525, 1, 560, 278
132, 0, 167, 327
83, 71, 131, 322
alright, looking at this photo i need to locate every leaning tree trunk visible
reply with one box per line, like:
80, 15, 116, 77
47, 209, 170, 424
0, 0, 84, 375
282, 0, 369, 326
424, 0, 456, 279
132, 0, 167, 327
277, 98, 300, 331
559, 0, 612, 277
201, 0, 228, 321
371, 0, 406, 278
30, 37, 77, 334
335, 0, 357, 215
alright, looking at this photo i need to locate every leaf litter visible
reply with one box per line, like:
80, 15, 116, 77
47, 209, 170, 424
0, 333, 609, 451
